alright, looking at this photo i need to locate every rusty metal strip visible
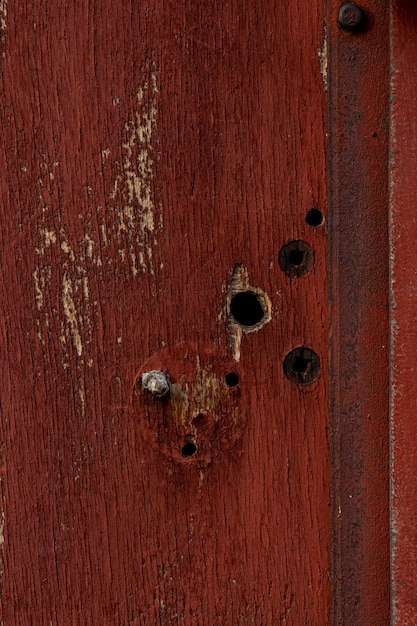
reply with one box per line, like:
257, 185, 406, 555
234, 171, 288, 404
327, 2, 390, 624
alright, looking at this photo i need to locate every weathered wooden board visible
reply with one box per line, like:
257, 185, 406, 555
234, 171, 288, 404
0, 1, 331, 623
327, 1, 390, 624
391, 1, 417, 623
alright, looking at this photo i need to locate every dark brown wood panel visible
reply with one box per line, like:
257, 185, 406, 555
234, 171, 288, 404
0, 1, 329, 623
327, 1, 390, 624
391, 1, 417, 623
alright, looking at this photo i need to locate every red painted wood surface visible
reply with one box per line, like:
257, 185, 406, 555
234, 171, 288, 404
391, 1, 417, 623
0, 1, 330, 624
327, 1, 390, 624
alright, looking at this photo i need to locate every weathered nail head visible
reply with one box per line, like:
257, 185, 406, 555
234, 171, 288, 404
338, 3, 363, 31
141, 370, 170, 397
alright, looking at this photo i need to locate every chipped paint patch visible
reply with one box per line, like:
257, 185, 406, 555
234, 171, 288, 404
108, 62, 162, 276
33, 266, 51, 310
78, 378, 86, 417
35, 228, 57, 255
317, 30, 328, 92
0, 510, 4, 546
33, 226, 97, 364
31, 66, 163, 370
60, 239, 75, 261
62, 273, 83, 357
0, 1, 7, 31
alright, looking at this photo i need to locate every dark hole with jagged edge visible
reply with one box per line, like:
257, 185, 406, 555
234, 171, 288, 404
306, 208, 324, 227
292, 356, 310, 374
230, 291, 264, 327
181, 442, 197, 457
288, 249, 306, 267
225, 372, 239, 387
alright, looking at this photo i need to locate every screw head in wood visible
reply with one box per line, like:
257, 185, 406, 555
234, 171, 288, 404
283, 347, 321, 386
338, 3, 363, 31
279, 240, 314, 278
141, 370, 170, 397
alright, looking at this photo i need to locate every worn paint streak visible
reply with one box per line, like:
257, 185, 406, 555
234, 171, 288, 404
35, 229, 57, 255
33, 221, 98, 366
108, 64, 161, 276
33, 267, 52, 311
318, 29, 328, 92
0, 1, 6, 31
0, 511, 4, 547
62, 273, 83, 357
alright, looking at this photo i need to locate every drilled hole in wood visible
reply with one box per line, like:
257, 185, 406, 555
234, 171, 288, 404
230, 291, 264, 327
181, 441, 197, 457
279, 241, 313, 278
292, 356, 309, 373
225, 372, 239, 387
288, 250, 305, 267
306, 208, 324, 227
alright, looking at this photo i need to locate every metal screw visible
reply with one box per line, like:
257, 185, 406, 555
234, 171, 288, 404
283, 348, 321, 386
338, 3, 363, 31
279, 240, 314, 278
141, 370, 170, 397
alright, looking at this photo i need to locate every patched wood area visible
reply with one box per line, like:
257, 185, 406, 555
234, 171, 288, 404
0, 1, 330, 623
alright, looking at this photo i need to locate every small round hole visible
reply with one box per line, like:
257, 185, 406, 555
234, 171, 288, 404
230, 291, 264, 327
225, 372, 239, 387
181, 441, 197, 457
306, 208, 324, 227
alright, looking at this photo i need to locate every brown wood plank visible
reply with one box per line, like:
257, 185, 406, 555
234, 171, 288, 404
0, 1, 330, 623
327, 1, 390, 624
390, 1, 417, 623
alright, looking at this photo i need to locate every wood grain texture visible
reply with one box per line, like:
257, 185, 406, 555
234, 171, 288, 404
390, 1, 417, 623
0, 1, 329, 623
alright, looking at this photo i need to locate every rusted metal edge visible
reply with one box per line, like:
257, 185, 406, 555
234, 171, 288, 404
327, 2, 390, 624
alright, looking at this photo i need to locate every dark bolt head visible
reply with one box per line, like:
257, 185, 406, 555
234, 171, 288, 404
338, 3, 363, 31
